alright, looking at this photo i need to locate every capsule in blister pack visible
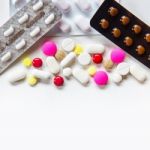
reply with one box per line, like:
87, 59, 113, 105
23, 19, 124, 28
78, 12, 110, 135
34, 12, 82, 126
0, 0, 62, 74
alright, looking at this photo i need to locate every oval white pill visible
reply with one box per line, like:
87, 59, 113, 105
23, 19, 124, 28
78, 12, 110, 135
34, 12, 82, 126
75, 0, 91, 12
4, 26, 15, 37
33, 1, 43, 11
116, 62, 130, 76
72, 68, 90, 85
78, 53, 91, 66
61, 38, 75, 52
1, 52, 11, 63
45, 13, 55, 25
30, 26, 40, 37
46, 57, 60, 74
75, 15, 91, 32
15, 39, 26, 50
63, 68, 72, 78
8, 69, 26, 83
130, 65, 147, 82
86, 44, 105, 54
59, 21, 71, 33
31, 69, 51, 80
111, 73, 122, 84
18, 13, 29, 24
60, 52, 76, 68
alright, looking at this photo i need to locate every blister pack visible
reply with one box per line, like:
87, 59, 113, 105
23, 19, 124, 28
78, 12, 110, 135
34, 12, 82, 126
0, 0, 62, 74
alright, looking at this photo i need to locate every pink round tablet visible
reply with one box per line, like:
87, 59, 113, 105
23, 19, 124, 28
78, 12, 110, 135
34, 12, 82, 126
42, 41, 57, 56
94, 71, 108, 86
111, 48, 126, 64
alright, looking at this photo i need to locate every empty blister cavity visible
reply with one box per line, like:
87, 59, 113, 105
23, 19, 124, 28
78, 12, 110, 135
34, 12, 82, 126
1, 52, 12, 63
75, 0, 91, 12
33, 1, 44, 11
4, 26, 15, 37
18, 13, 29, 24
59, 21, 71, 33
45, 13, 55, 25
15, 39, 26, 50
30, 26, 41, 37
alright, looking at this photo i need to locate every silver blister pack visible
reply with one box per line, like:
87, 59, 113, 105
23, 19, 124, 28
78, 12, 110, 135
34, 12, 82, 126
0, 0, 62, 74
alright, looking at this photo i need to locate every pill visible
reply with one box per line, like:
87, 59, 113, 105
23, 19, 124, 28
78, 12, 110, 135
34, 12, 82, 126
92, 54, 103, 64
4, 26, 15, 37
60, 52, 76, 68
59, 21, 71, 33
55, 50, 66, 62
27, 76, 38, 86
112, 28, 121, 38
46, 57, 60, 74
88, 65, 97, 76
45, 13, 55, 25
53, 76, 64, 87
74, 44, 84, 55
99, 19, 109, 29
94, 71, 108, 86
132, 25, 142, 34
103, 59, 114, 71
62, 68, 72, 78
18, 13, 29, 24
8, 69, 26, 83
30, 26, 41, 37
111, 48, 126, 64
124, 37, 133, 47
33, 1, 43, 11
108, 7, 118, 17
75, 0, 91, 12
32, 58, 43, 68
72, 68, 90, 85
78, 53, 91, 66
136, 45, 145, 55
111, 73, 122, 84
31, 69, 51, 80
120, 16, 130, 25
130, 65, 147, 82
22, 57, 32, 68
42, 41, 57, 56
144, 33, 150, 43
116, 62, 130, 76
15, 39, 26, 50
75, 15, 91, 32
61, 38, 75, 52
1, 52, 12, 63
86, 44, 105, 54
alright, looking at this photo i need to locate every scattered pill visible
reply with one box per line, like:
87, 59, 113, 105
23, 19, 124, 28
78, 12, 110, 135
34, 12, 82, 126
92, 54, 103, 64
32, 58, 43, 68
111, 48, 126, 64
15, 39, 26, 50
111, 73, 122, 84
22, 57, 32, 68
62, 68, 72, 78
99, 19, 109, 29
108, 7, 118, 17
60, 52, 76, 68
27, 76, 38, 86
72, 68, 90, 85
75, 0, 91, 12
53, 75, 64, 87
59, 21, 71, 33
61, 38, 75, 52
55, 50, 66, 62
46, 57, 60, 74
130, 65, 147, 82
18, 13, 29, 24
30, 26, 41, 37
4, 26, 15, 37
78, 53, 91, 66
88, 65, 97, 76
103, 59, 114, 71
42, 41, 57, 56
33, 1, 43, 11
116, 62, 130, 76
94, 71, 108, 86
74, 44, 84, 55
86, 44, 105, 54
1, 52, 11, 63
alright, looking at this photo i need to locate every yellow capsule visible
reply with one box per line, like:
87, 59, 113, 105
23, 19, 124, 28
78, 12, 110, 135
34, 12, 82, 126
74, 44, 84, 55
88, 65, 97, 76
22, 57, 32, 68
27, 76, 38, 86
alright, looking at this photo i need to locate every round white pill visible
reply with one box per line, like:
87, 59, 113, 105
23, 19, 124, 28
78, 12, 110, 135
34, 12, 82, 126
116, 62, 130, 76
111, 73, 122, 84
78, 53, 91, 66
61, 38, 75, 52
63, 68, 72, 78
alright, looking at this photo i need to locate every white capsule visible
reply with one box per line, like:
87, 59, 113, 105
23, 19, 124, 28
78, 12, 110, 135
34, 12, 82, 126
30, 26, 40, 37
15, 39, 26, 50
75, 0, 91, 12
8, 69, 26, 84
75, 15, 91, 32
72, 68, 90, 85
18, 13, 29, 24
31, 69, 51, 80
130, 65, 147, 82
59, 21, 71, 33
45, 13, 55, 25
61, 38, 75, 52
86, 44, 105, 54
111, 73, 122, 84
60, 52, 76, 68
33, 1, 43, 11
46, 57, 60, 74
78, 53, 91, 66
116, 62, 130, 76
4, 26, 15, 37
1, 52, 11, 63
63, 68, 72, 78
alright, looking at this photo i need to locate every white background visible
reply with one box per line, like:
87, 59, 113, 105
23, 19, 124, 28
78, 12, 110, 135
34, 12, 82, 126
0, 0, 150, 150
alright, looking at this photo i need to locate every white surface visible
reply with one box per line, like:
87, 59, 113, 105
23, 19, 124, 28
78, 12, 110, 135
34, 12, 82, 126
0, 0, 150, 150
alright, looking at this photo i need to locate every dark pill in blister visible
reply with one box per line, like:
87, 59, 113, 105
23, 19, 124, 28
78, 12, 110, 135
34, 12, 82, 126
99, 19, 109, 29
112, 28, 121, 38
120, 16, 130, 25
108, 7, 119, 17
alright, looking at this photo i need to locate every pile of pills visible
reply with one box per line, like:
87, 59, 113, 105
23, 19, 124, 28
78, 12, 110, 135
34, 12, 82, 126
7, 38, 147, 88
